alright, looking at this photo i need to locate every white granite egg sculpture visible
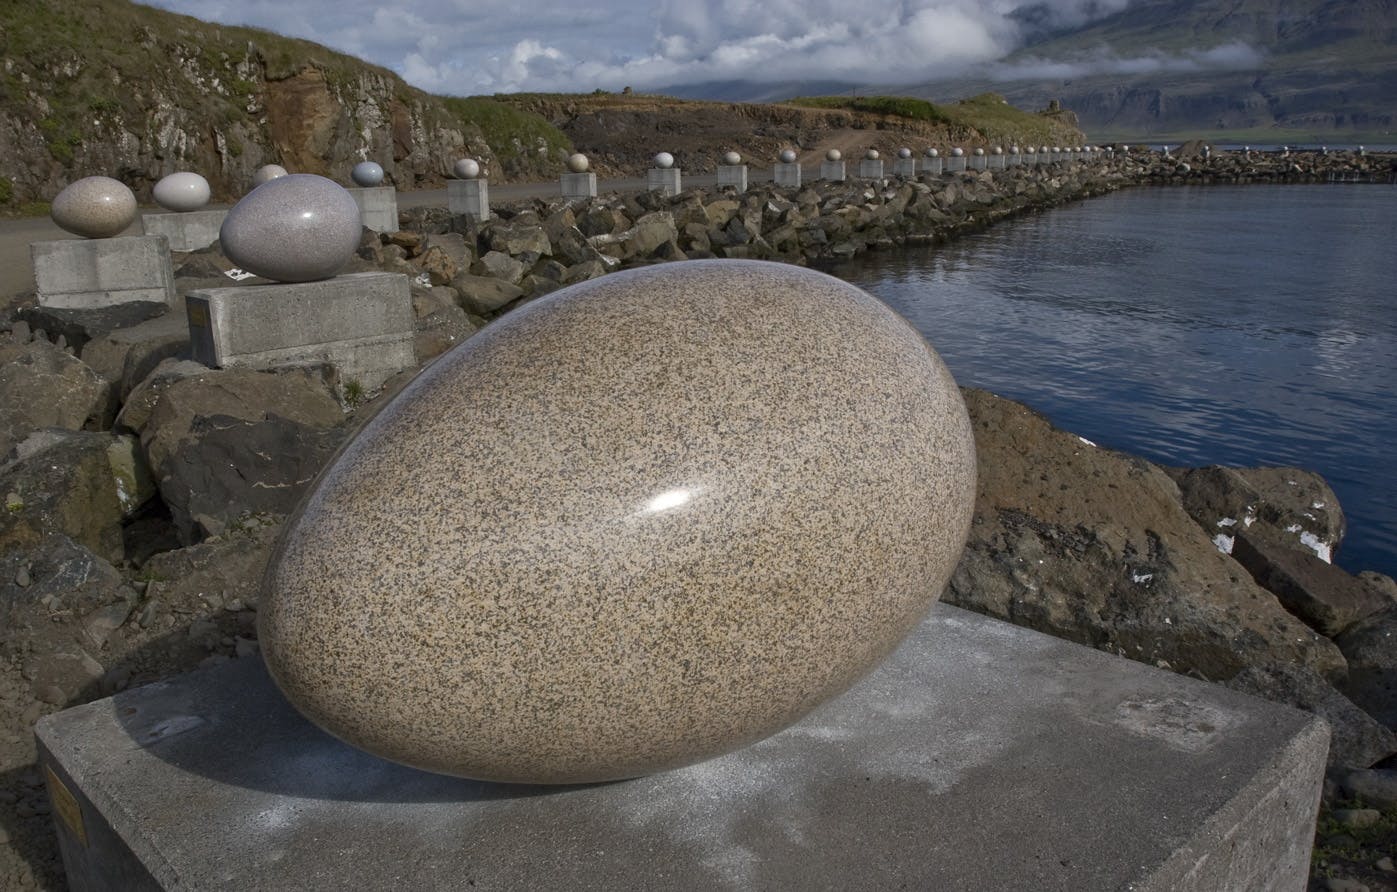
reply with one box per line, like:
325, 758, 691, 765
153, 172, 211, 212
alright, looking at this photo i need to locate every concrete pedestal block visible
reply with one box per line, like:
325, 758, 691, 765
970, 156, 988, 171
946, 157, 966, 173
185, 271, 414, 392
561, 172, 597, 200
140, 209, 227, 252
447, 180, 491, 221
346, 186, 399, 233
35, 604, 1326, 892
773, 162, 802, 188
925, 158, 944, 176
989, 155, 1006, 171
1008, 154, 1022, 167
858, 159, 884, 179
31, 236, 176, 310
819, 160, 846, 182
647, 167, 683, 196
715, 164, 748, 191
893, 158, 917, 178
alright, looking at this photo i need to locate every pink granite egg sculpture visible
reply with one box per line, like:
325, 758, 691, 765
51, 176, 137, 239
260, 260, 977, 784
220, 174, 361, 283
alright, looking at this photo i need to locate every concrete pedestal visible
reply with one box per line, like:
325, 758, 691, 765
31, 236, 176, 310
561, 172, 597, 200
36, 604, 1326, 892
447, 180, 491, 222
647, 168, 682, 197
185, 271, 414, 392
716, 164, 747, 191
140, 209, 227, 252
946, 157, 966, 173
893, 158, 916, 178
773, 162, 801, 188
858, 159, 884, 179
1008, 153, 1022, 168
924, 157, 944, 176
989, 155, 1006, 171
970, 156, 988, 171
346, 186, 399, 233
819, 160, 846, 182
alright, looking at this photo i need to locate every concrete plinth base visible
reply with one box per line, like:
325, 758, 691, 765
185, 271, 414, 392
946, 157, 966, 173
893, 158, 917, 178
819, 160, 846, 182
346, 186, 399, 233
31, 236, 176, 310
447, 180, 491, 221
989, 155, 1006, 170
1009, 154, 1023, 167
140, 209, 227, 252
773, 162, 801, 188
924, 158, 944, 176
970, 156, 988, 171
36, 604, 1325, 892
561, 172, 597, 200
647, 167, 682, 196
716, 164, 747, 191
858, 159, 884, 179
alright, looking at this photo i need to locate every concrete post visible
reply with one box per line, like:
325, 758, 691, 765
773, 162, 802, 188
32, 236, 176, 309
346, 186, 399, 233
716, 164, 748, 192
893, 158, 916, 178
819, 160, 846, 182
858, 159, 884, 179
448, 180, 491, 222
141, 209, 227, 252
646, 168, 683, 197
561, 172, 597, 201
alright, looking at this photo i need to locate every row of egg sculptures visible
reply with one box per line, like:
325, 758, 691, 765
51, 171, 213, 239
259, 256, 979, 784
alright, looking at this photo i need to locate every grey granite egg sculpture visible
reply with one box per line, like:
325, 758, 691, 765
898, 147, 912, 159
454, 158, 481, 179
566, 153, 590, 173
351, 161, 384, 187
780, 149, 797, 163
825, 148, 842, 161
51, 176, 137, 239
220, 174, 361, 283
259, 259, 977, 785
153, 172, 211, 212
722, 150, 742, 165
253, 164, 289, 187
653, 152, 674, 169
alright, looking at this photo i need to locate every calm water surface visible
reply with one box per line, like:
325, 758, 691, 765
832, 185, 1397, 578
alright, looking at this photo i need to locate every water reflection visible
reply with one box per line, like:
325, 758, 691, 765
833, 185, 1397, 577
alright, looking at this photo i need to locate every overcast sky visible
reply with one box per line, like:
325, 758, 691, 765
140, 0, 1238, 95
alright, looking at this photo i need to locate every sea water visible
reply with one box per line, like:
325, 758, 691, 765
832, 184, 1397, 578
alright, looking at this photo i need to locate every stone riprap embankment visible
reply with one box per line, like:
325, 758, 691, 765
1, 147, 1396, 889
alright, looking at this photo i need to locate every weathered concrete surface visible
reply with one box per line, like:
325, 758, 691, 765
140, 210, 227, 252
446, 179, 490, 221
185, 272, 414, 392
347, 186, 400, 234
36, 604, 1326, 891
31, 237, 176, 309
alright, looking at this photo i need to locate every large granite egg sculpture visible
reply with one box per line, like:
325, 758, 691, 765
51, 176, 136, 239
152, 172, 211, 212
253, 164, 289, 187
825, 148, 842, 161
898, 147, 912, 159
780, 149, 797, 163
454, 158, 481, 179
220, 174, 361, 283
260, 259, 977, 785
566, 153, 590, 173
653, 152, 675, 169
351, 161, 385, 187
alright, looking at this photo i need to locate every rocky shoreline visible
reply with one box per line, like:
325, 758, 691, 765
2, 149, 1396, 890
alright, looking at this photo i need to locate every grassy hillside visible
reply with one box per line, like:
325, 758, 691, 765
788, 94, 1077, 146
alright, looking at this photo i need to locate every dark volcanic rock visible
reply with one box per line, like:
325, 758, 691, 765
0, 338, 117, 458
1225, 662, 1396, 769
1170, 465, 1346, 562
1336, 608, 1397, 733
16, 303, 170, 357
947, 388, 1346, 682
1231, 532, 1390, 638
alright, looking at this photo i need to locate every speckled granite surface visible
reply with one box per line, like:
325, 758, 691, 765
50, 176, 137, 239
220, 174, 361, 282
260, 259, 977, 783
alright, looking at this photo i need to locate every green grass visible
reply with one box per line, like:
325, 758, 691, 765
441, 97, 571, 176
786, 93, 1075, 145
787, 95, 953, 124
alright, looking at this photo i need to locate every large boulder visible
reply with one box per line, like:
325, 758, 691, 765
0, 338, 117, 457
947, 389, 1345, 682
134, 366, 346, 542
451, 273, 525, 316
1170, 465, 1345, 563
16, 302, 169, 356
1225, 662, 1396, 769
79, 313, 190, 399
1336, 608, 1397, 732
0, 430, 154, 563
1231, 532, 1390, 637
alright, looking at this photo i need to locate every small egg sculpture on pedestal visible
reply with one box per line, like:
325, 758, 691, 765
865, 149, 880, 160
153, 172, 212, 213
924, 148, 939, 157
653, 152, 675, 169
454, 158, 482, 180
898, 147, 912, 159
259, 259, 977, 784
351, 161, 385, 187
567, 153, 590, 173
252, 164, 289, 188
562, 153, 596, 199
220, 174, 361, 282
648, 152, 681, 196
718, 151, 747, 190
775, 149, 801, 187
449, 158, 489, 219
780, 149, 798, 163
951, 147, 964, 156
826, 149, 842, 162
722, 150, 742, 166
51, 176, 138, 239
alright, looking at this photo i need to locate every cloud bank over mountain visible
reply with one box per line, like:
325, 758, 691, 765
145, 0, 1262, 94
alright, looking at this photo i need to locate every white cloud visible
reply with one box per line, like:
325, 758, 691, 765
141, 0, 1228, 95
